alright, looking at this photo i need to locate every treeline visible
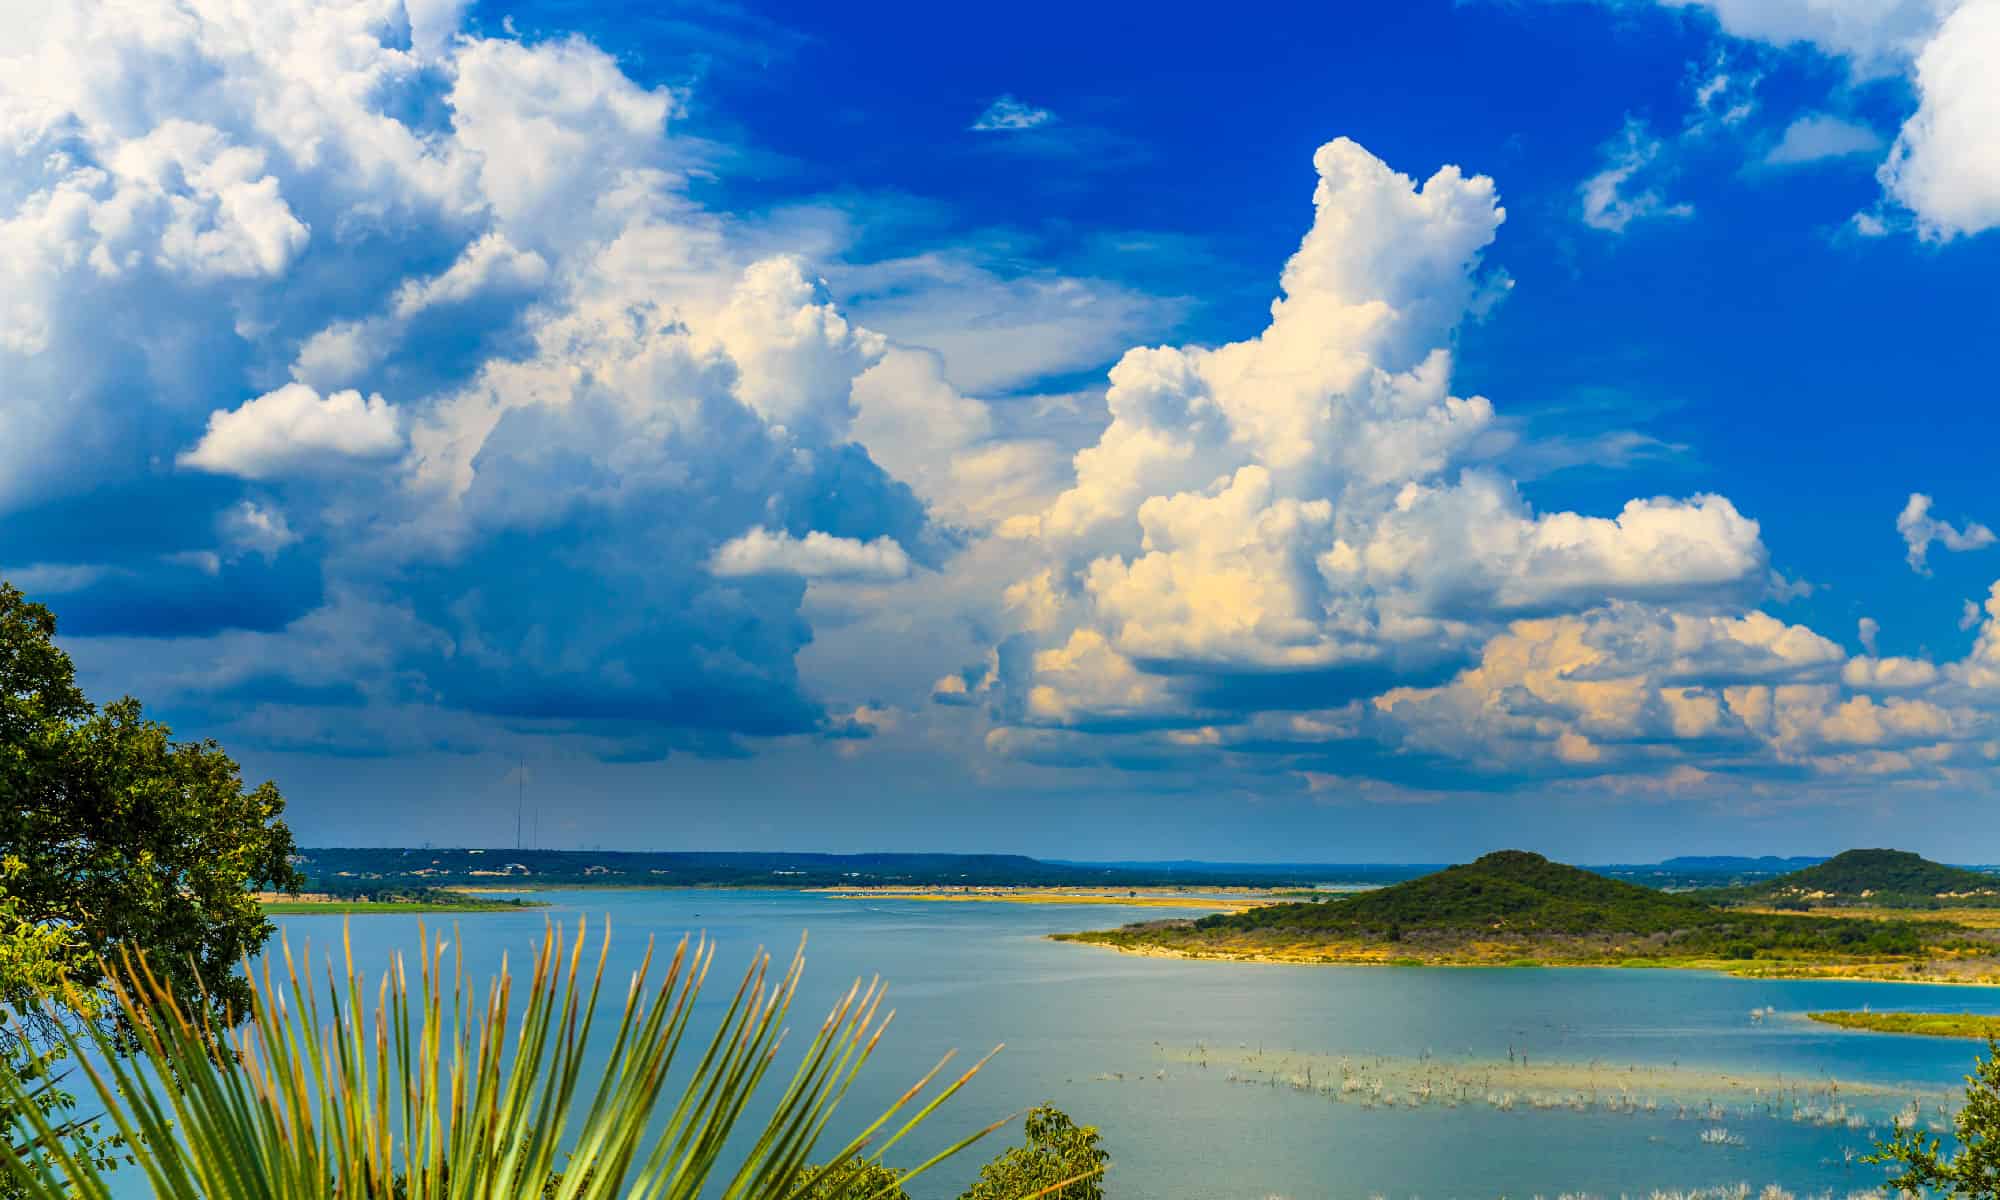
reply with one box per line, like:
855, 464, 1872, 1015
297, 846, 1338, 890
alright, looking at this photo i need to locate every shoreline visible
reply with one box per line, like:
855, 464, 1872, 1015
260, 889, 545, 915
812, 885, 1276, 910
443, 882, 1288, 909
1050, 932, 2000, 986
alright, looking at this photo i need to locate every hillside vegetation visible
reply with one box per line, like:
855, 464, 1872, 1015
1058, 850, 1991, 975
1704, 849, 2000, 909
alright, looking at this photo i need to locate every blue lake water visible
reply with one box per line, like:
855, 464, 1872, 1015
261, 890, 2000, 1199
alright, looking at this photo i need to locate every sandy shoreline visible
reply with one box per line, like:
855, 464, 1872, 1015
1051, 931, 2000, 985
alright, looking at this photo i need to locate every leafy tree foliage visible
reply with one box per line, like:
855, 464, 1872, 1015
1868, 1037, 2000, 1198
1, 874, 125, 1200
796, 1160, 908, 1200
0, 581, 301, 1030
3, 581, 299, 1193
958, 1105, 1108, 1200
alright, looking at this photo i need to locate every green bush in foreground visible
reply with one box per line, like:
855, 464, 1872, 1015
1869, 1036, 2000, 1198
959, 1106, 1108, 1200
1, 920, 1093, 1200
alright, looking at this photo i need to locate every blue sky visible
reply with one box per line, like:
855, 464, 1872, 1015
5, 0, 1999, 860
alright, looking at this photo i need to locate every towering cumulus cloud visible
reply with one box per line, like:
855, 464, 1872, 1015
6, 1, 1998, 803
965, 138, 2000, 796
987, 142, 1762, 720
0, 0, 956, 756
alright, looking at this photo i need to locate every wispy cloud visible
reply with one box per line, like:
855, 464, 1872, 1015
970, 94, 1054, 132
1763, 113, 1885, 167
1897, 492, 1995, 574
1579, 118, 1695, 233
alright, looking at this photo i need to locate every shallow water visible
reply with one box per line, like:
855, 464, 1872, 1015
259, 889, 2000, 1200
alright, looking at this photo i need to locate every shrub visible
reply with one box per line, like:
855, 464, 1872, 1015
0, 920, 1002, 1200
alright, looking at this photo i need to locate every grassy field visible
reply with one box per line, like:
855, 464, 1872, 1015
1809, 1010, 2000, 1038
1747, 905, 2000, 929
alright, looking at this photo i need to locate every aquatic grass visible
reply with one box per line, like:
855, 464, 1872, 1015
1810, 1010, 2000, 1039
1183, 1043, 1955, 1141
0, 918, 1024, 1199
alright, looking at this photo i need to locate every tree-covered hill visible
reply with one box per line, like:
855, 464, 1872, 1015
1060, 850, 1967, 965
1702, 849, 2000, 909
1210, 850, 1720, 937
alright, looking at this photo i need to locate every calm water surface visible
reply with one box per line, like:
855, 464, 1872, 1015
265, 891, 2000, 1200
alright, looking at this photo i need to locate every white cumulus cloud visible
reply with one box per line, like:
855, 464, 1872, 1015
711, 528, 912, 581
983, 138, 1769, 736
1898, 492, 1995, 573
1879, 0, 2000, 238
180, 384, 403, 479
1652, 0, 2000, 238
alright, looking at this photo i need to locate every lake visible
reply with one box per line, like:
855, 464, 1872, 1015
266, 890, 2000, 1199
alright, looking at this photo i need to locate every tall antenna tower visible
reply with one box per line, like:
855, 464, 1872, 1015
515, 755, 524, 851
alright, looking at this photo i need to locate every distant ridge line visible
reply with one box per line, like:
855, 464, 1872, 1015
290, 848, 1997, 893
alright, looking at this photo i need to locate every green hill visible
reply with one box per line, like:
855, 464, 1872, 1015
1058, 850, 1966, 968
1216, 850, 1718, 937
1706, 849, 2000, 909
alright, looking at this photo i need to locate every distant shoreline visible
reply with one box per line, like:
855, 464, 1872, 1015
259, 890, 545, 915
811, 885, 1282, 911
421, 882, 1297, 908
1050, 932, 2000, 985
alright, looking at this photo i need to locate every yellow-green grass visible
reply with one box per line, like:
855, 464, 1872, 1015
1743, 905, 2000, 930
1809, 1010, 2000, 1038
1053, 929, 2000, 984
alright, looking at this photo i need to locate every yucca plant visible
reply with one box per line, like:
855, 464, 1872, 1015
0, 918, 1044, 1199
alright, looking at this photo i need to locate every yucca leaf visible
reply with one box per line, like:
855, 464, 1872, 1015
0, 919, 1010, 1200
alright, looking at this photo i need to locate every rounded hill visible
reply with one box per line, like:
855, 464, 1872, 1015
1707, 849, 2000, 908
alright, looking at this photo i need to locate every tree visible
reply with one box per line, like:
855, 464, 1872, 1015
1868, 1036, 2000, 1197
958, 1106, 1108, 1200
1, 873, 123, 1200
0, 581, 301, 1032
796, 1160, 908, 1200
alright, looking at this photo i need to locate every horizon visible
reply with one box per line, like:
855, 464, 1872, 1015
6, 0, 2000, 860
289, 844, 1985, 870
